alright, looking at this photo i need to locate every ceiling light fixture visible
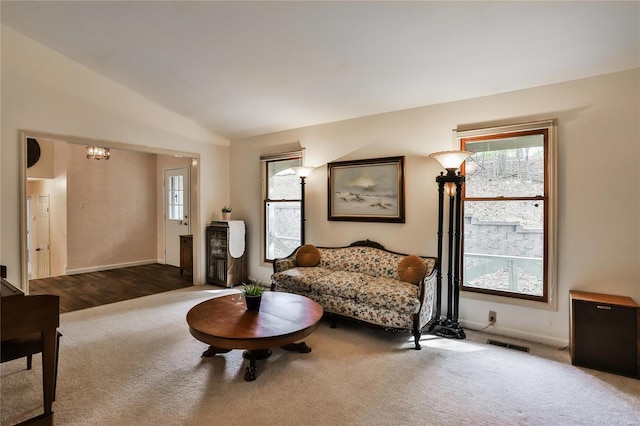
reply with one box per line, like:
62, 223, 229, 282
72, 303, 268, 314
86, 146, 111, 160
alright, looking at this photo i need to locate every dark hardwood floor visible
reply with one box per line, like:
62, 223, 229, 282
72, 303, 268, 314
29, 263, 193, 313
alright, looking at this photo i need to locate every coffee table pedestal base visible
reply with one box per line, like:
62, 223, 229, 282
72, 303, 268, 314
202, 346, 232, 357
281, 342, 312, 353
201, 343, 313, 382
240, 343, 312, 381
242, 349, 272, 381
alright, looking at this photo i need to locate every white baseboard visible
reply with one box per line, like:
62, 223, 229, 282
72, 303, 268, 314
460, 319, 569, 348
65, 259, 158, 275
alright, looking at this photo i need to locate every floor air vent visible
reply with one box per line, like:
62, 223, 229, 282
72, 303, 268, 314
487, 339, 530, 353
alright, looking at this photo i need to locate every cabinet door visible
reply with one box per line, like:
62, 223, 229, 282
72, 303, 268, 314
180, 236, 193, 273
573, 300, 638, 377
207, 227, 228, 285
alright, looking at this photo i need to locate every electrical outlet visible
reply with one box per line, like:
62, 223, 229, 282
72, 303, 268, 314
488, 310, 497, 324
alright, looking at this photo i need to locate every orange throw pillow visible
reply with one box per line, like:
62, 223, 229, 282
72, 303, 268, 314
397, 255, 427, 284
296, 244, 321, 267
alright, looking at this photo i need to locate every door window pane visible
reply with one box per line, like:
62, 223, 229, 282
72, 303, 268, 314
168, 175, 184, 220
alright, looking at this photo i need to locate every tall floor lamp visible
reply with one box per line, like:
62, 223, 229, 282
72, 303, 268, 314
292, 166, 314, 245
428, 150, 473, 339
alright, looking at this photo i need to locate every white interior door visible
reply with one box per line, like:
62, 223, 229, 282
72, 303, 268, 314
36, 194, 51, 278
27, 196, 34, 279
164, 167, 190, 267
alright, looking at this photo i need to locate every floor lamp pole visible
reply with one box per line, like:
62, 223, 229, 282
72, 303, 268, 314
292, 166, 314, 247
428, 150, 472, 339
446, 189, 455, 320
452, 179, 464, 323
299, 175, 307, 245
434, 180, 445, 321
429, 171, 467, 339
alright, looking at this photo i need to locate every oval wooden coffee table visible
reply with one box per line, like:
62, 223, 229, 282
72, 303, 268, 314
187, 291, 323, 381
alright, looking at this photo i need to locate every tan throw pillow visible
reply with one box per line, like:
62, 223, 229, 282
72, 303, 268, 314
397, 255, 427, 284
296, 244, 321, 267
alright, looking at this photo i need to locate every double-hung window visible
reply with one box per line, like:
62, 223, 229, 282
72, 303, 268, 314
262, 152, 302, 262
459, 121, 557, 304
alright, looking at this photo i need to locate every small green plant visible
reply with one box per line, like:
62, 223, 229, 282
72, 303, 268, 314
222, 206, 232, 213
242, 282, 265, 297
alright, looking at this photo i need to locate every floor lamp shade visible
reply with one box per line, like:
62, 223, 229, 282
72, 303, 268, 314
292, 166, 314, 178
429, 150, 472, 174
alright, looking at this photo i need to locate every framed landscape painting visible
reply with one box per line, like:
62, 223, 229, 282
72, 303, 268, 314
327, 156, 405, 222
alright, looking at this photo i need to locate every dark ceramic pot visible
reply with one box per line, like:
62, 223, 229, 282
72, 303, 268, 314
245, 295, 262, 311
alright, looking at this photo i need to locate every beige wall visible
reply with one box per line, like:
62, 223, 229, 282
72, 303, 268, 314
1, 26, 230, 286
66, 144, 157, 270
230, 69, 640, 346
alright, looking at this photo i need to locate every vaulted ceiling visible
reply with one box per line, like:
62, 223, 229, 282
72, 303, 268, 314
2, 1, 638, 140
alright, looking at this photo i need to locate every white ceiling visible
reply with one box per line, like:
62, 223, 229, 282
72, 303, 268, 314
2, 1, 639, 140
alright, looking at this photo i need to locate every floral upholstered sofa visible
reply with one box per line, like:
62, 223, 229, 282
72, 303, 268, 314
270, 240, 437, 350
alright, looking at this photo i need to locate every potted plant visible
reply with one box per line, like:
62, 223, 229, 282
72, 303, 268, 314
221, 206, 232, 221
242, 281, 265, 311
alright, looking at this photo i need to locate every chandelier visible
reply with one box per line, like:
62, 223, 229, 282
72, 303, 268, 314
86, 146, 111, 160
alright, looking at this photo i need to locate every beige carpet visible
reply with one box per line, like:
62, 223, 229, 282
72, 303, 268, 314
2, 285, 639, 425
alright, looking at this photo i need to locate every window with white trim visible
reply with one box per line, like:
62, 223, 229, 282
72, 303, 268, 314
262, 152, 302, 262
459, 122, 557, 303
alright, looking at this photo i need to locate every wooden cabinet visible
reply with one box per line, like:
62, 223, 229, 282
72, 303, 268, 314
570, 290, 639, 378
206, 222, 247, 287
179, 235, 193, 276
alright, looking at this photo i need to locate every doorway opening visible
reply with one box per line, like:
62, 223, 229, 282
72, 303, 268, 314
20, 131, 201, 300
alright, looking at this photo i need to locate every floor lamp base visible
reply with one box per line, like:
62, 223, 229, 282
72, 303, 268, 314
429, 319, 466, 339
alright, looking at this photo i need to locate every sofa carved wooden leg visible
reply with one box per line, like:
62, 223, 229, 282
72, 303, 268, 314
411, 315, 423, 350
413, 329, 422, 350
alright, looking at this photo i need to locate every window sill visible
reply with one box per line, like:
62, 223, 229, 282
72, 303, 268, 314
461, 289, 558, 312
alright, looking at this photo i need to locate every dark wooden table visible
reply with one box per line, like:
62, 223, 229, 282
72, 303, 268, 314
187, 291, 323, 381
